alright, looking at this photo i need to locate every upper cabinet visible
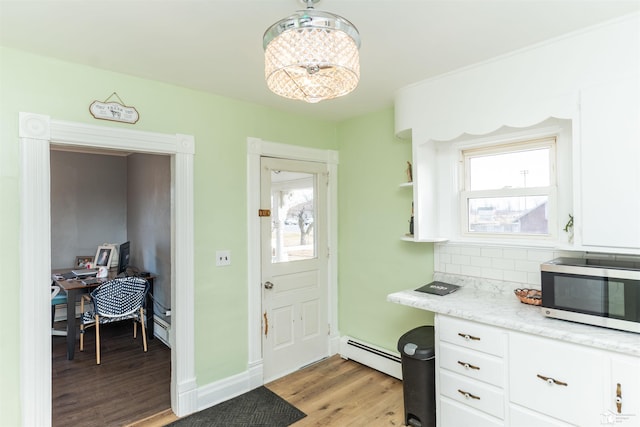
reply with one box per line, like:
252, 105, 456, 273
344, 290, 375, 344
394, 13, 639, 250
578, 77, 640, 250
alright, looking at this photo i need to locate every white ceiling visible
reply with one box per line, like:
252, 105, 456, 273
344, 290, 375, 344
1, 0, 638, 122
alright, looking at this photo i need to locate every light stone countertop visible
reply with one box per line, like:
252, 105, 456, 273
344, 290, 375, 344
387, 273, 640, 357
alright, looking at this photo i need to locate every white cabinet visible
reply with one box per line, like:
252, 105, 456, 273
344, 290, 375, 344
579, 77, 640, 249
606, 353, 640, 426
509, 404, 574, 427
509, 331, 640, 427
436, 315, 506, 426
441, 396, 503, 427
509, 332, 605, 426
435, 314, 640, 427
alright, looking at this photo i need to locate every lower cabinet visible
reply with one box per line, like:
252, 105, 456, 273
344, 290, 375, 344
441, 396, 503, 427
435, 314, 640, 427
509, 332, 604, 426
606, 353, 640, 427
509, 404, 574, 427
436, 315, 507, 426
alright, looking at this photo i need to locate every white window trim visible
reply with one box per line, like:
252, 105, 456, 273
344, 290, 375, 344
460, 136, 558, 241
434, 119, 572, 247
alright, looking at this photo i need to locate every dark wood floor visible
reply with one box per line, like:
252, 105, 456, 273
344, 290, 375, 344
52, 321, 171, 427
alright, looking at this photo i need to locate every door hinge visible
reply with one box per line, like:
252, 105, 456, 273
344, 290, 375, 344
258, 209, 271, 217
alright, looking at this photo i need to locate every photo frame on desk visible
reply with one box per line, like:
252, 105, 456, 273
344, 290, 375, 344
75, 256, 94, 268
94, 245, 115, 268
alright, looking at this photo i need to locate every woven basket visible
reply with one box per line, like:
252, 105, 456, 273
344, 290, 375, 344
514, 288, 542, 306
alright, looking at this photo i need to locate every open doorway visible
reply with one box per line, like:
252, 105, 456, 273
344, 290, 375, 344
19, 113, 197, 426
50, 148, 172, 425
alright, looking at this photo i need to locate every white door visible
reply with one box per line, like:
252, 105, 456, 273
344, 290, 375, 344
260, 156, 329, 382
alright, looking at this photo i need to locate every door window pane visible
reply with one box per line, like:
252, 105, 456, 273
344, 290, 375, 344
271, 171, 316, 263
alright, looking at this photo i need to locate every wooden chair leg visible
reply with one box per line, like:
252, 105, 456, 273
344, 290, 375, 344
80, 323, 84, 351
95, 315, 101, 365
133, 321, 137, 339
140, 307, 147, 352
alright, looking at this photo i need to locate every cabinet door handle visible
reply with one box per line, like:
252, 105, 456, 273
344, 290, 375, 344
537, 374, 568, 387
457, 332, 480, 341
457, 389, 481, 400
457, 360, 480, 370
616, 383, 622, 414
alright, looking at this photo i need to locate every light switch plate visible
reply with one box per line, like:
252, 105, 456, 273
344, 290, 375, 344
216, 250, 231, 266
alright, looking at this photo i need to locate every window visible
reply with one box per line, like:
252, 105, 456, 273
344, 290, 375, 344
461, 137, 556, 238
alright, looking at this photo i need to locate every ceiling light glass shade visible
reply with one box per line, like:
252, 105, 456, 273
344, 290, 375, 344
263, 8, 361, 103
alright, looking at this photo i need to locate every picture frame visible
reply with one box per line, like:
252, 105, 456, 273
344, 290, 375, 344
94, 245, 115, 268
74, 256, 94, 269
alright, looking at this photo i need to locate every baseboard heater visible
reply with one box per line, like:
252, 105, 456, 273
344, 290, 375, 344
153, 315, 171, 348
339, 336, 402, 380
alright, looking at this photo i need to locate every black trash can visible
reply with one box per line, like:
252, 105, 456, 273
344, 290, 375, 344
397, 326, 436, 427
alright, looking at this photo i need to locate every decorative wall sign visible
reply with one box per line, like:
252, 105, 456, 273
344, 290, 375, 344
89, 92, 139, 124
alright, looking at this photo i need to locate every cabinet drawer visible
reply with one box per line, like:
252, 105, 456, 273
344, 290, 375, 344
441, 396, 503, 427
439, 342, 504, 387
509, 332, 604, 426
440, 370, 505, 419
438, 315, 506, 357
510, 404, 575, 427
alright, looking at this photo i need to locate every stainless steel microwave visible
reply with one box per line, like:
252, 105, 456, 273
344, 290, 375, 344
541, 257, 640, 333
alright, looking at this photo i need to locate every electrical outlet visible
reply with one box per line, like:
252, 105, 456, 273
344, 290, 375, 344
216, 250, 231, 266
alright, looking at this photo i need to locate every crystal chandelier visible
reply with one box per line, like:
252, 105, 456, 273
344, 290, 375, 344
263, 0, 361, 103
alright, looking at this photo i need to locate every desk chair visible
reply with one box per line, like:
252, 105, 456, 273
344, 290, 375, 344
51, 284, 67, 337
79, 277, 149, 364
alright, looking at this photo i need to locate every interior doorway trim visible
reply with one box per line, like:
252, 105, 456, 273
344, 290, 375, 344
19, 112, 197, 426
246, 137, 339, 380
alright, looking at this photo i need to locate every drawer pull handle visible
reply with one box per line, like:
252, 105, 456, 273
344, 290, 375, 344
458, 333, 480, 341
457, 360, 480, 370
616, 383, 622, 414
457, 389, 481, 400
537, 374, 568, 387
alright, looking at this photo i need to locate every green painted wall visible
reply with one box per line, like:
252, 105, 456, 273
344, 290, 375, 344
0, 47, 434, 425
336, 109, 434, 352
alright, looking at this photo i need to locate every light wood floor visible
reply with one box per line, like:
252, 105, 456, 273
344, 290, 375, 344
129, 355, 407, 427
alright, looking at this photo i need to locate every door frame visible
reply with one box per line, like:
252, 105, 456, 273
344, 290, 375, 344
246, 138, 339, 380
19, 112, 198, 426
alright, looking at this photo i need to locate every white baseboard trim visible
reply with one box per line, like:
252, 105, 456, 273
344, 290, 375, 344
196, 362, 264, 412
339, 336, 402, 380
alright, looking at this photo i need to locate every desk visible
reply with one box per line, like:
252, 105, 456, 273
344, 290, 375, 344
53, 273, 155, 360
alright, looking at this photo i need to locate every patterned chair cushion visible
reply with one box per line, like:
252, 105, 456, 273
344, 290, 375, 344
80, 276, 149, 326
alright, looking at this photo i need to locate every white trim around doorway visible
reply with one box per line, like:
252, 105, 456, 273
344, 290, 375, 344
19, 112, 197, 426
246, 137, 340, 383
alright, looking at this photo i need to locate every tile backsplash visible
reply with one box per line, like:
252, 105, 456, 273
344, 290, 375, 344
434, 243, 583, 287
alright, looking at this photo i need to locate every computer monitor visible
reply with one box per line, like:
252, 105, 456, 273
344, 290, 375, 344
117, 241, 130, 275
